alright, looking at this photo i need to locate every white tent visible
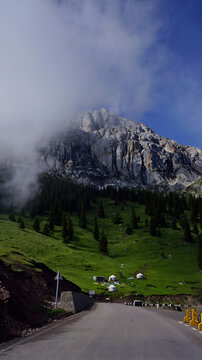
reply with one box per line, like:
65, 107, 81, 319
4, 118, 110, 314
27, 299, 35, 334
136, 273, 144, 279
108, 275, 117, 281
108, 285, 117, 292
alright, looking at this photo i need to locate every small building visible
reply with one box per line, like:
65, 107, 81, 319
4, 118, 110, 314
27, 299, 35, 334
136, 273, 144, 279
108, 275, 117, 282
93, 276, 106, 283
108, 284, 117, 292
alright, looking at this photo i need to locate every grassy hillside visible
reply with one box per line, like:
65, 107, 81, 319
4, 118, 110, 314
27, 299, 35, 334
0, 198, 201, 298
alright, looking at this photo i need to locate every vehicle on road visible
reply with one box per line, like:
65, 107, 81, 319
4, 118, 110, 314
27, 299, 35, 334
133, 300, 143, 306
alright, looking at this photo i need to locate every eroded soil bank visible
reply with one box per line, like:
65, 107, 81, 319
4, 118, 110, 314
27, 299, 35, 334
0, 258, 81, 342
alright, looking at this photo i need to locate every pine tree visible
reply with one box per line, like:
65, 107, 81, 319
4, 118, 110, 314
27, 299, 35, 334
54, 200, 62, 226
179, 214, 186, 229
67, 214, 73, 242
183, 220, 193, 243
33, 216, 40, 232
93, 216, 99, 241
157, 228, 162, 237
171, 218, 177, 230
19, 219, 25, 229
126, 223, 133, 235
42, 222, 50, 236
17, 216, 22, 223
193, 222, 198, 235
131, 207, 138, 229
99, 229, 108, 254
197, 234, 202, 269
79, 201, 87, 229
9, 214, 16, 222
159, 213, 166, 227
48, 205, 55, 231
98, 200, 105, 218
150, 217, 156, 236
113, 212, 122, 224
62, 213, 68, 242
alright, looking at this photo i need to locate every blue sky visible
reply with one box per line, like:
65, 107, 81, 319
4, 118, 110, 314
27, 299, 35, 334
121, 0, 202, 148
0, 0, 202, 155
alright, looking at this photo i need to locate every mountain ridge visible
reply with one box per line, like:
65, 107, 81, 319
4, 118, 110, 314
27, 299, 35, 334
42, 108, 202, 192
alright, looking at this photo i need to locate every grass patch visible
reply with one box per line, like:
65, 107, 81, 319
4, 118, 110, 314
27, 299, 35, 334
0, 199, 201, 297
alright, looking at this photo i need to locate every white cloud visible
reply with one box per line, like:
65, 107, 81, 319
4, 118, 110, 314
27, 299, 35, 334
0, 0, 163, 203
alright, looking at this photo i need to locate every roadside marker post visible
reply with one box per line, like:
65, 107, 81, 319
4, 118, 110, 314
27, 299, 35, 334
184, 309, 191, 323
89, 290, 95, 297
54, 270, 63, 309
189, 309, 199, 327
198, 314, 202, 331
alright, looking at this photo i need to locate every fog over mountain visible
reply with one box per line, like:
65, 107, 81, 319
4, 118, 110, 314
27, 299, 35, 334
0, 0, 163, 203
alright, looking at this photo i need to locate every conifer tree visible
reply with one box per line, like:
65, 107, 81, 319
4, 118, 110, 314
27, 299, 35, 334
159, 213, 166, 227
42, 222, 50, 236
131, 207, 138, 229
183, 220, 193, 243
9, 214, 16, 222
157, 228, 162, 237
126, 223, 133, 235
93, 216, 99, 241
48, 206, 55, 231
79, 200, 87, 229
171, 218, 177, 230
33, 216, 40, 232
62, 213, 68, 242
99, 229, 108, 254
67, 214, 73, 242
197, 234, 202, 269
98, 200, 105, 218
113, 212, 122, 225
150, 217, 156, 236
19, 219, 25, 229
54, 200, 62, 226
193, 222, 198, 235
179, 214, 186, 229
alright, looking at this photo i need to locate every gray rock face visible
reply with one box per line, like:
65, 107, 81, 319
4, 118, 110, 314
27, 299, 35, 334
42, 108, 202, 191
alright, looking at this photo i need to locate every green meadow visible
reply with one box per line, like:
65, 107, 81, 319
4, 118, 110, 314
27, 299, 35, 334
0, 199, 201, 297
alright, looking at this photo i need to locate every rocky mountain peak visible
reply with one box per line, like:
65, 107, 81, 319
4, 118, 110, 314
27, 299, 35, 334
73, 108, 139, 133
43, 109, 202, 192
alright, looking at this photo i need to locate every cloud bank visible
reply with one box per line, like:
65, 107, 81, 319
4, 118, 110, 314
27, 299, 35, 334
0, 0, 162, 157
0, 0, 163, 204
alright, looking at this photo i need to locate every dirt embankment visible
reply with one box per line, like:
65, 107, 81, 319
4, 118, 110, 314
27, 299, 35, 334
0, 257, 81, 343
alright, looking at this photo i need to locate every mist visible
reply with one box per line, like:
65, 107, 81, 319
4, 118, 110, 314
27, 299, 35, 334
0, 0, 163, 205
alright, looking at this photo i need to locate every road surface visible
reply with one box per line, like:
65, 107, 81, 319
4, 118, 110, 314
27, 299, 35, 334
0, 303, 202, 360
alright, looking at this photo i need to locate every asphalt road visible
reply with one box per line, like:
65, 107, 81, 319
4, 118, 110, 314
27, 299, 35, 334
0, 303, 202, 360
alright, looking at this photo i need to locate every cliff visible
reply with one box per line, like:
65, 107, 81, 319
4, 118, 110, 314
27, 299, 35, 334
42, 108, 202, 191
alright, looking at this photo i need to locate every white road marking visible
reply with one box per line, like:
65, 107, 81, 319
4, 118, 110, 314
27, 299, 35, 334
177, 321, 202, 334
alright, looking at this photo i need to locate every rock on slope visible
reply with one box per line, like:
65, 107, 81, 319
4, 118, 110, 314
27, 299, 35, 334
42, 108, 202, 191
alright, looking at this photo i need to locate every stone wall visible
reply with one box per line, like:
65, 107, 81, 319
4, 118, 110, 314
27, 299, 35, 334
60, 291, 93, 313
